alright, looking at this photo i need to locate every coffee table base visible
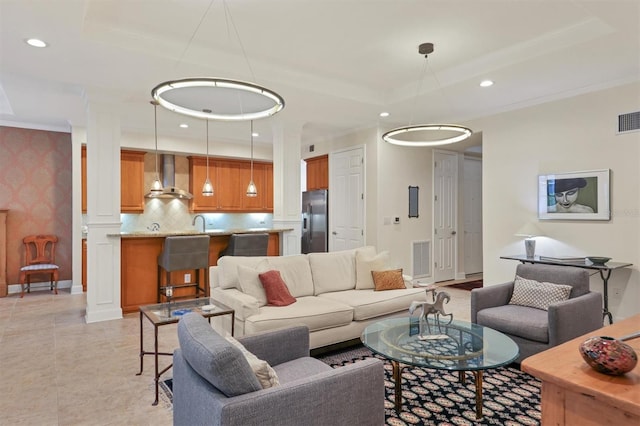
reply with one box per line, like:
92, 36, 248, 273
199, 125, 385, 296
391, 360, 484, 420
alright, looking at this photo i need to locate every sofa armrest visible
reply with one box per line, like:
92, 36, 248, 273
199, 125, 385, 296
216, 358, 385, 426
470, 281, 514, 323
548, 291, 603, 346
211, 287, 260, 321
238, 326, 310, 366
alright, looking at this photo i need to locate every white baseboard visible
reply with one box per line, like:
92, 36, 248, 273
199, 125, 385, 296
7, 280, 73, 294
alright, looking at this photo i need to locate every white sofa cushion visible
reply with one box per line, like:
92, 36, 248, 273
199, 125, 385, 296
318, 287, 426, 321
244, 296, 354, 335
309, 250, 357, 295
237, 263, 270, 307
217, 256, 268, 289
264, 255, 314, 298
355, 250, 390, 290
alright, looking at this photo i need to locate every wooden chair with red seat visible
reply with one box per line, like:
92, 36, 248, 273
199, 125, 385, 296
19, 234, 59, 297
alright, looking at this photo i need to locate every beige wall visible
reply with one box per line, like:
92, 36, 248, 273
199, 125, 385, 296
467, 81, 639, 321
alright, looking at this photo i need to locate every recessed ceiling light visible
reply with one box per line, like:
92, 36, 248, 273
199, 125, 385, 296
25, 38, 47, 48
480, 80, 494, 87
179, 123, 189, 128
379, 112, 390, 118
252, 132, 259, 137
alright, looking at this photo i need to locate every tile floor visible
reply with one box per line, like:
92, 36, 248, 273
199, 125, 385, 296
0, 283, 473, 425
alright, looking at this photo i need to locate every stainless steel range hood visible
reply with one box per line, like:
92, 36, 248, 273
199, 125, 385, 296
144, 154, 193, 200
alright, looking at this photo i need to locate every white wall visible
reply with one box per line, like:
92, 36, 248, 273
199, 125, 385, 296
467, 82, 640, 321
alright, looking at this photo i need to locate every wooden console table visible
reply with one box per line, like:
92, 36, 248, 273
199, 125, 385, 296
522, 314, 640, 425
501, 254, 633, 324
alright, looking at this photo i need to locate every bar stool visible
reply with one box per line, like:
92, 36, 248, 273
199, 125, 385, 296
218, 233, 269, 258
157, 235, 210, 302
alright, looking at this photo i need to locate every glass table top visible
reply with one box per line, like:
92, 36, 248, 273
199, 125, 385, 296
361, 317, 519, 371
139, 298, 232, 326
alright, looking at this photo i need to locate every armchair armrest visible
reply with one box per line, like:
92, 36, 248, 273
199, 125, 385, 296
238, 326, 310, 366
548, 292, 603, 346
217, 358, 385, 426
470, 281, 514, 323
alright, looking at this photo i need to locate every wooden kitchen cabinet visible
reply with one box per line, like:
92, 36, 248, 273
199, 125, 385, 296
81, 147, 146, 213
120, 150, 146, 213
189, 156, 219, 211
189, 156, 273, 213
305, 154, 328, 190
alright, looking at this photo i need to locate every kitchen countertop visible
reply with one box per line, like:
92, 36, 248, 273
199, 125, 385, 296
107, 228, 293, 238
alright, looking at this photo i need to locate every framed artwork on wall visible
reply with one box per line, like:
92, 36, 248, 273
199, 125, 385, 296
538, 169, 610, 220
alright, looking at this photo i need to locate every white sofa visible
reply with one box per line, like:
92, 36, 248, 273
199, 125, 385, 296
209, 246, 429, 349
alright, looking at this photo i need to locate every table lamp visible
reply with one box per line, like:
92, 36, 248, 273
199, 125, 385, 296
515, 222, 545, 258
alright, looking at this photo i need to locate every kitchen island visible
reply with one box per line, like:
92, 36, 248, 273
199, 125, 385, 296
114, 228, 289, 314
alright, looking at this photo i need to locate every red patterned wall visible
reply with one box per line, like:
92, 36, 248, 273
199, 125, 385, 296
0, 126, 72, 286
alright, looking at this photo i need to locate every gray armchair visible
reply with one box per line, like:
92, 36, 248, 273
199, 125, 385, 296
471, 263, 603, 363
173, 313, 384, 426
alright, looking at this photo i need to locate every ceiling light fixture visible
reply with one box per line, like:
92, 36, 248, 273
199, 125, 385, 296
246, 120, 258, 197
379, 112, 390, 118
480, 80, 494, 87
151, 1, 284, 122
382, 43, 472, 147
149, 101, 163, 195
26, 38, 47, 48
179, 123, 189, 128
202, 115, 214, 197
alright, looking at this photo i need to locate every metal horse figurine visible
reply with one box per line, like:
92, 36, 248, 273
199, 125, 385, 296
409, 288, 453, 336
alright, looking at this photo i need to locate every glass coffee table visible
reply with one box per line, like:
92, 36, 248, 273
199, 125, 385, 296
137, 298, 234, 405
361, 317, 518, 419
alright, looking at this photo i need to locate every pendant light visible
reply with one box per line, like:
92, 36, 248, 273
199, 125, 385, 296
149, 100, 163, 195
382, 43, 472, 147
246, 120, 257, 197
202, 117, 214, 197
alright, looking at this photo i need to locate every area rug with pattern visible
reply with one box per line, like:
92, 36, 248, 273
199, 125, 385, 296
447, 279, 483, 291
161, 344, 541, 425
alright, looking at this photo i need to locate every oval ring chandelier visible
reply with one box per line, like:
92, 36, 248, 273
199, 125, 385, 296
382, 124, 472, 147
151, 77, 285, 121
382, 42, 472, 147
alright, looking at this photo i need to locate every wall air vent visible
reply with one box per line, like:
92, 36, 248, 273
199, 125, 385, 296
618, 111, 640, 134
411, 240, 431, 278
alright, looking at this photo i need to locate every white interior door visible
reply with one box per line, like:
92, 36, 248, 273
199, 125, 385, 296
463, 157, 483, 275
433, 151, 458, 282
329, 147, 364, 251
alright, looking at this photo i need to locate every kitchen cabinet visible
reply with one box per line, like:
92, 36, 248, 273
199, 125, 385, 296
120, 150, 146, 213
189, 156, 273, 213
81, 147, 146, 213
305, 155, 329, 190
189, 156, 219, 211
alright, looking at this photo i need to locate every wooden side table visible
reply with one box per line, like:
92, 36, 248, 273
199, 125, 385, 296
521, 314, 640, 425
136, 298, 234, 405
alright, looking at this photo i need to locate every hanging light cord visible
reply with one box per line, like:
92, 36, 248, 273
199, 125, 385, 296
206, 119, 210, 178
153, 102, 159, 177
176, 0, 216, 66
408, 58, 428, 126
250, 120, 254, 181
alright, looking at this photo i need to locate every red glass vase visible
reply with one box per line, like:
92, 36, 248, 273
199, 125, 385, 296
579, 336, 638, 376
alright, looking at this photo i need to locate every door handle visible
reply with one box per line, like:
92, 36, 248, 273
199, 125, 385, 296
451, 231, 457, 235
332, 231, 337, 235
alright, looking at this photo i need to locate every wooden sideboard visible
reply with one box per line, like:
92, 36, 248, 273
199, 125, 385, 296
521, 314, 640, 425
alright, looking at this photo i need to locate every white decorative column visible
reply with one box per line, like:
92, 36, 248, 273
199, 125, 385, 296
271, 121, 303, 255
84, 98, 123, 323
70, 126, 85, 295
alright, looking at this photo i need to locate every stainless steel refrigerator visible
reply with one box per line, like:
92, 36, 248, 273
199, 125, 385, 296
301, 189, 328, 253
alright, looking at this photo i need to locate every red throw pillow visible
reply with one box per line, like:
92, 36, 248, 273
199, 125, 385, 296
258, 270, 296, 306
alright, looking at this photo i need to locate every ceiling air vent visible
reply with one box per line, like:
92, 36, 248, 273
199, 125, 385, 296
618, 111, 640, 134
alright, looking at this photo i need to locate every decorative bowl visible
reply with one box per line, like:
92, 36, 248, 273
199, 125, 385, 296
579, 336, 638, 375
586, 256, 611, 265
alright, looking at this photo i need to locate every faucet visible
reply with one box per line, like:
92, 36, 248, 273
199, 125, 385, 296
192, 215, 206, 233
147, 222, 160, 232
